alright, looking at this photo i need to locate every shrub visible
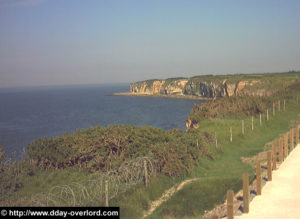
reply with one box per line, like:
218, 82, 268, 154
27, 125, 214, 177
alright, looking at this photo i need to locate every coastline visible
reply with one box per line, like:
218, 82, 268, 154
110, 92, 211, 101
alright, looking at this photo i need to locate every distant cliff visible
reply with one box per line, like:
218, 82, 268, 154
129, 75, 272, 98
182, 72, 300, 129
128, 72, 300, 129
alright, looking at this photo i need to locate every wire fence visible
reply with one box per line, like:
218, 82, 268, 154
31, 156, 157, 206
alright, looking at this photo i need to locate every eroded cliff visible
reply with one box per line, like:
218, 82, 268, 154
130, 78, 189, 95
130, 76, 265, 98
128, 72, 300, 130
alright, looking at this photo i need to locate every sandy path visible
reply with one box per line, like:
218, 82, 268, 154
142, 178, 202, 218
235, 144, 300, 219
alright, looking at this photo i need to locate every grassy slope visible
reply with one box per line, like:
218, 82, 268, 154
1, 167, 91, 206
17, 168, 90, 198
148, 97, 300, 219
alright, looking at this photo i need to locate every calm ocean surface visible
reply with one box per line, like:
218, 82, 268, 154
0, 84, 204, 157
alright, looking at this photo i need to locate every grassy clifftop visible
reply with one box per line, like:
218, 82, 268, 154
130, 71, 300, 98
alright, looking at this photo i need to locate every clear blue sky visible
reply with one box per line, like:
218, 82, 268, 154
1, 0, 300, 87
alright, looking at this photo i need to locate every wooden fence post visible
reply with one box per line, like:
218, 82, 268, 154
211, 214, 219, 219
144, 160, 148, 187
279, 138, 283, 163
292, 128, 295, 148
230, 127, 233, 142
243, 173, 249, 213
251, 116, 254, 131
256, 162, 261, 195
284, 133, 288, 158
273, 102, 275, 116
227, 190, 234, 219
267, 151, 272, 181
242, 120, 244, 135
278, 100, 280, 111
260, 113, 262, 126
272, 145, 277, 170
290, 129, 294, 150
283, 99, 286, 111
105, 180, 109, 207
296, 125, 299, 145
215, 132, 218, 148
267, 109, 269, 121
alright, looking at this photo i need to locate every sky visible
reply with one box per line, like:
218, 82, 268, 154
0, 0, 300, 87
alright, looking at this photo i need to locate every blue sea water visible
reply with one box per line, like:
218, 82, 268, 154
0, 84, 204, 157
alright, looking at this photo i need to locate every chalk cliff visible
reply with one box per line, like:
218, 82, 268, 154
130, 76, 265, 98
128, 72, 300, 130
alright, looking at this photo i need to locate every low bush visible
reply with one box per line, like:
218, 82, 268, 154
27, 126, 215, 177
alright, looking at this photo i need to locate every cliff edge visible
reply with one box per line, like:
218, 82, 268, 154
129, 74, 271, 98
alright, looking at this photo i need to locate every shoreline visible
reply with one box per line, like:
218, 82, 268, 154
110, 92, 211, 101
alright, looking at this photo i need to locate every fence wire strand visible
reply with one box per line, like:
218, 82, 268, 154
31, 156, 157, 206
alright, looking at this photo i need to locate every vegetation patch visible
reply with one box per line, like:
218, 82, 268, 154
26, 126, 215, 177
187, 96, 274, 123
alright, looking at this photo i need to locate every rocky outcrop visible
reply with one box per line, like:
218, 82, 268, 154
130, 80, 165, 94
224, 82, 236, 96
130, 77, 264, 99
130, 79, 188, 95
164, 79, 188, 95
185, 119, 199, 129
184, 80, 227, 98
152, 81, 165, 94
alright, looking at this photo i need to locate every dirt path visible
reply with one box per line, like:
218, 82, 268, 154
235, 144, 300, 219
142, 178, 202, 218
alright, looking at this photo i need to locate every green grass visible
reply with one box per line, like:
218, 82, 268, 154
146, 97, 300, 219
148, 177, 242, 219
17, 167, 91, 198
111, 175, 182, 219
0, 167, 91, 206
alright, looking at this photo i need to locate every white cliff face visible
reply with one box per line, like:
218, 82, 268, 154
130, 78, 265, 98
130, 80, 165, 94
130, 79, 188, 95
164, 79, 188, 95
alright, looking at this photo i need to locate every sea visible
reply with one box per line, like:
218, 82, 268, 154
0, 84, 204, 158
